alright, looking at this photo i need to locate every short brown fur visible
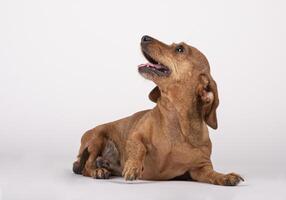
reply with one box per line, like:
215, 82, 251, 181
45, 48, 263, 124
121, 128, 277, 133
73, 36, 244, 186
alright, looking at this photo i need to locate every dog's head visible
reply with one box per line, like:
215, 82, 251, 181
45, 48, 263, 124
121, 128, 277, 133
138, 35, 219, 129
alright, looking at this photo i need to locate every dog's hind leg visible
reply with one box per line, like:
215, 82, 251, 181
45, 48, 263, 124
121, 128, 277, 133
73, 129, 94, 174
96, 140, 122, 176
73, 148, 89, 175
73, 125, 111, 178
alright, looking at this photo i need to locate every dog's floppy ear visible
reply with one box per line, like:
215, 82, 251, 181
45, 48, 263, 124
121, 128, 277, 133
197, 74, 219, 129
149, 86, 161, 103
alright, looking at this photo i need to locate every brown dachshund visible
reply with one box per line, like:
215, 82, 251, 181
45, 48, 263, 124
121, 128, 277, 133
72, 36, 244, 186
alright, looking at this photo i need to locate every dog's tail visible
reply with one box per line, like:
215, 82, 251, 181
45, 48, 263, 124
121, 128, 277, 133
72, 148, 89, 174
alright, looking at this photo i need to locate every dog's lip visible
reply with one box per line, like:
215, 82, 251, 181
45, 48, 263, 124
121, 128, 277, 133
138, 63, 167, 69
138, 62, 170, 77
141, 50, 158, 65
138, 50, 171, 76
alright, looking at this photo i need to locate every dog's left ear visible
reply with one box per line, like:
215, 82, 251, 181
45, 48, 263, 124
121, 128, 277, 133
197, 74, 219, 129
149, 86, 161, 103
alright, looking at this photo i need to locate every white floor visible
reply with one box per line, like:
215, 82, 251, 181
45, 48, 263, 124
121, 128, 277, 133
1, 153, 285, 200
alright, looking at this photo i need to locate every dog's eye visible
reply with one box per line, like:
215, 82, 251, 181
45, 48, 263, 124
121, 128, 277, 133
175, 45, 184, 53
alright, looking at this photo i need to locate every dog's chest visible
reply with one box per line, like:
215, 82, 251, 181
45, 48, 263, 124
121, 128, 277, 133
144, 140, 206, 179
147, 134, 203, 168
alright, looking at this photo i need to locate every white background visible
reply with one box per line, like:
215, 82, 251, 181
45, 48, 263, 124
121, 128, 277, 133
0, 0, 285, 199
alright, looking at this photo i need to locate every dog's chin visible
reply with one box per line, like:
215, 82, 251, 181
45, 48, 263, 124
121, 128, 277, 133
138, 64, 170, 80
138, 68, 155, 80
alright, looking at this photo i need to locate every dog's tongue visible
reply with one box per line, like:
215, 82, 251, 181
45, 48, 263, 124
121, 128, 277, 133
138, 63, 161, 69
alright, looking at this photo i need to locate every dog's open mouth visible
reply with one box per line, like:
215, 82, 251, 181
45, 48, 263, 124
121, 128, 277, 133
138, 51, 171, 77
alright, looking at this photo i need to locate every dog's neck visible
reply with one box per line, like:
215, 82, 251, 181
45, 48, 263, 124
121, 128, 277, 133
155, 92, 209, 146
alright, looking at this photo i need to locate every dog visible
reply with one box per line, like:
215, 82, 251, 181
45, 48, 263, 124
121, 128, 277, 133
72, 35, 244, 186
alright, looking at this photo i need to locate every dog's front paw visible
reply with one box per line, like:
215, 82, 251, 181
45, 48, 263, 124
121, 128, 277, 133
215, 173, 244, 186
122, 160, 143, 181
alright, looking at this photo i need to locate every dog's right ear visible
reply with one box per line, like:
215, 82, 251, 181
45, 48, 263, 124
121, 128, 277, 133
197, 74, 219, 129
149, 86, 161, 103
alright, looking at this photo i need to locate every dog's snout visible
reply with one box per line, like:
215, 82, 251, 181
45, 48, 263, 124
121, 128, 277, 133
141, 35, 152, 43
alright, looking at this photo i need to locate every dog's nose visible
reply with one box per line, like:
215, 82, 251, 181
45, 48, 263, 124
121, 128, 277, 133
141, 35, 152, 43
